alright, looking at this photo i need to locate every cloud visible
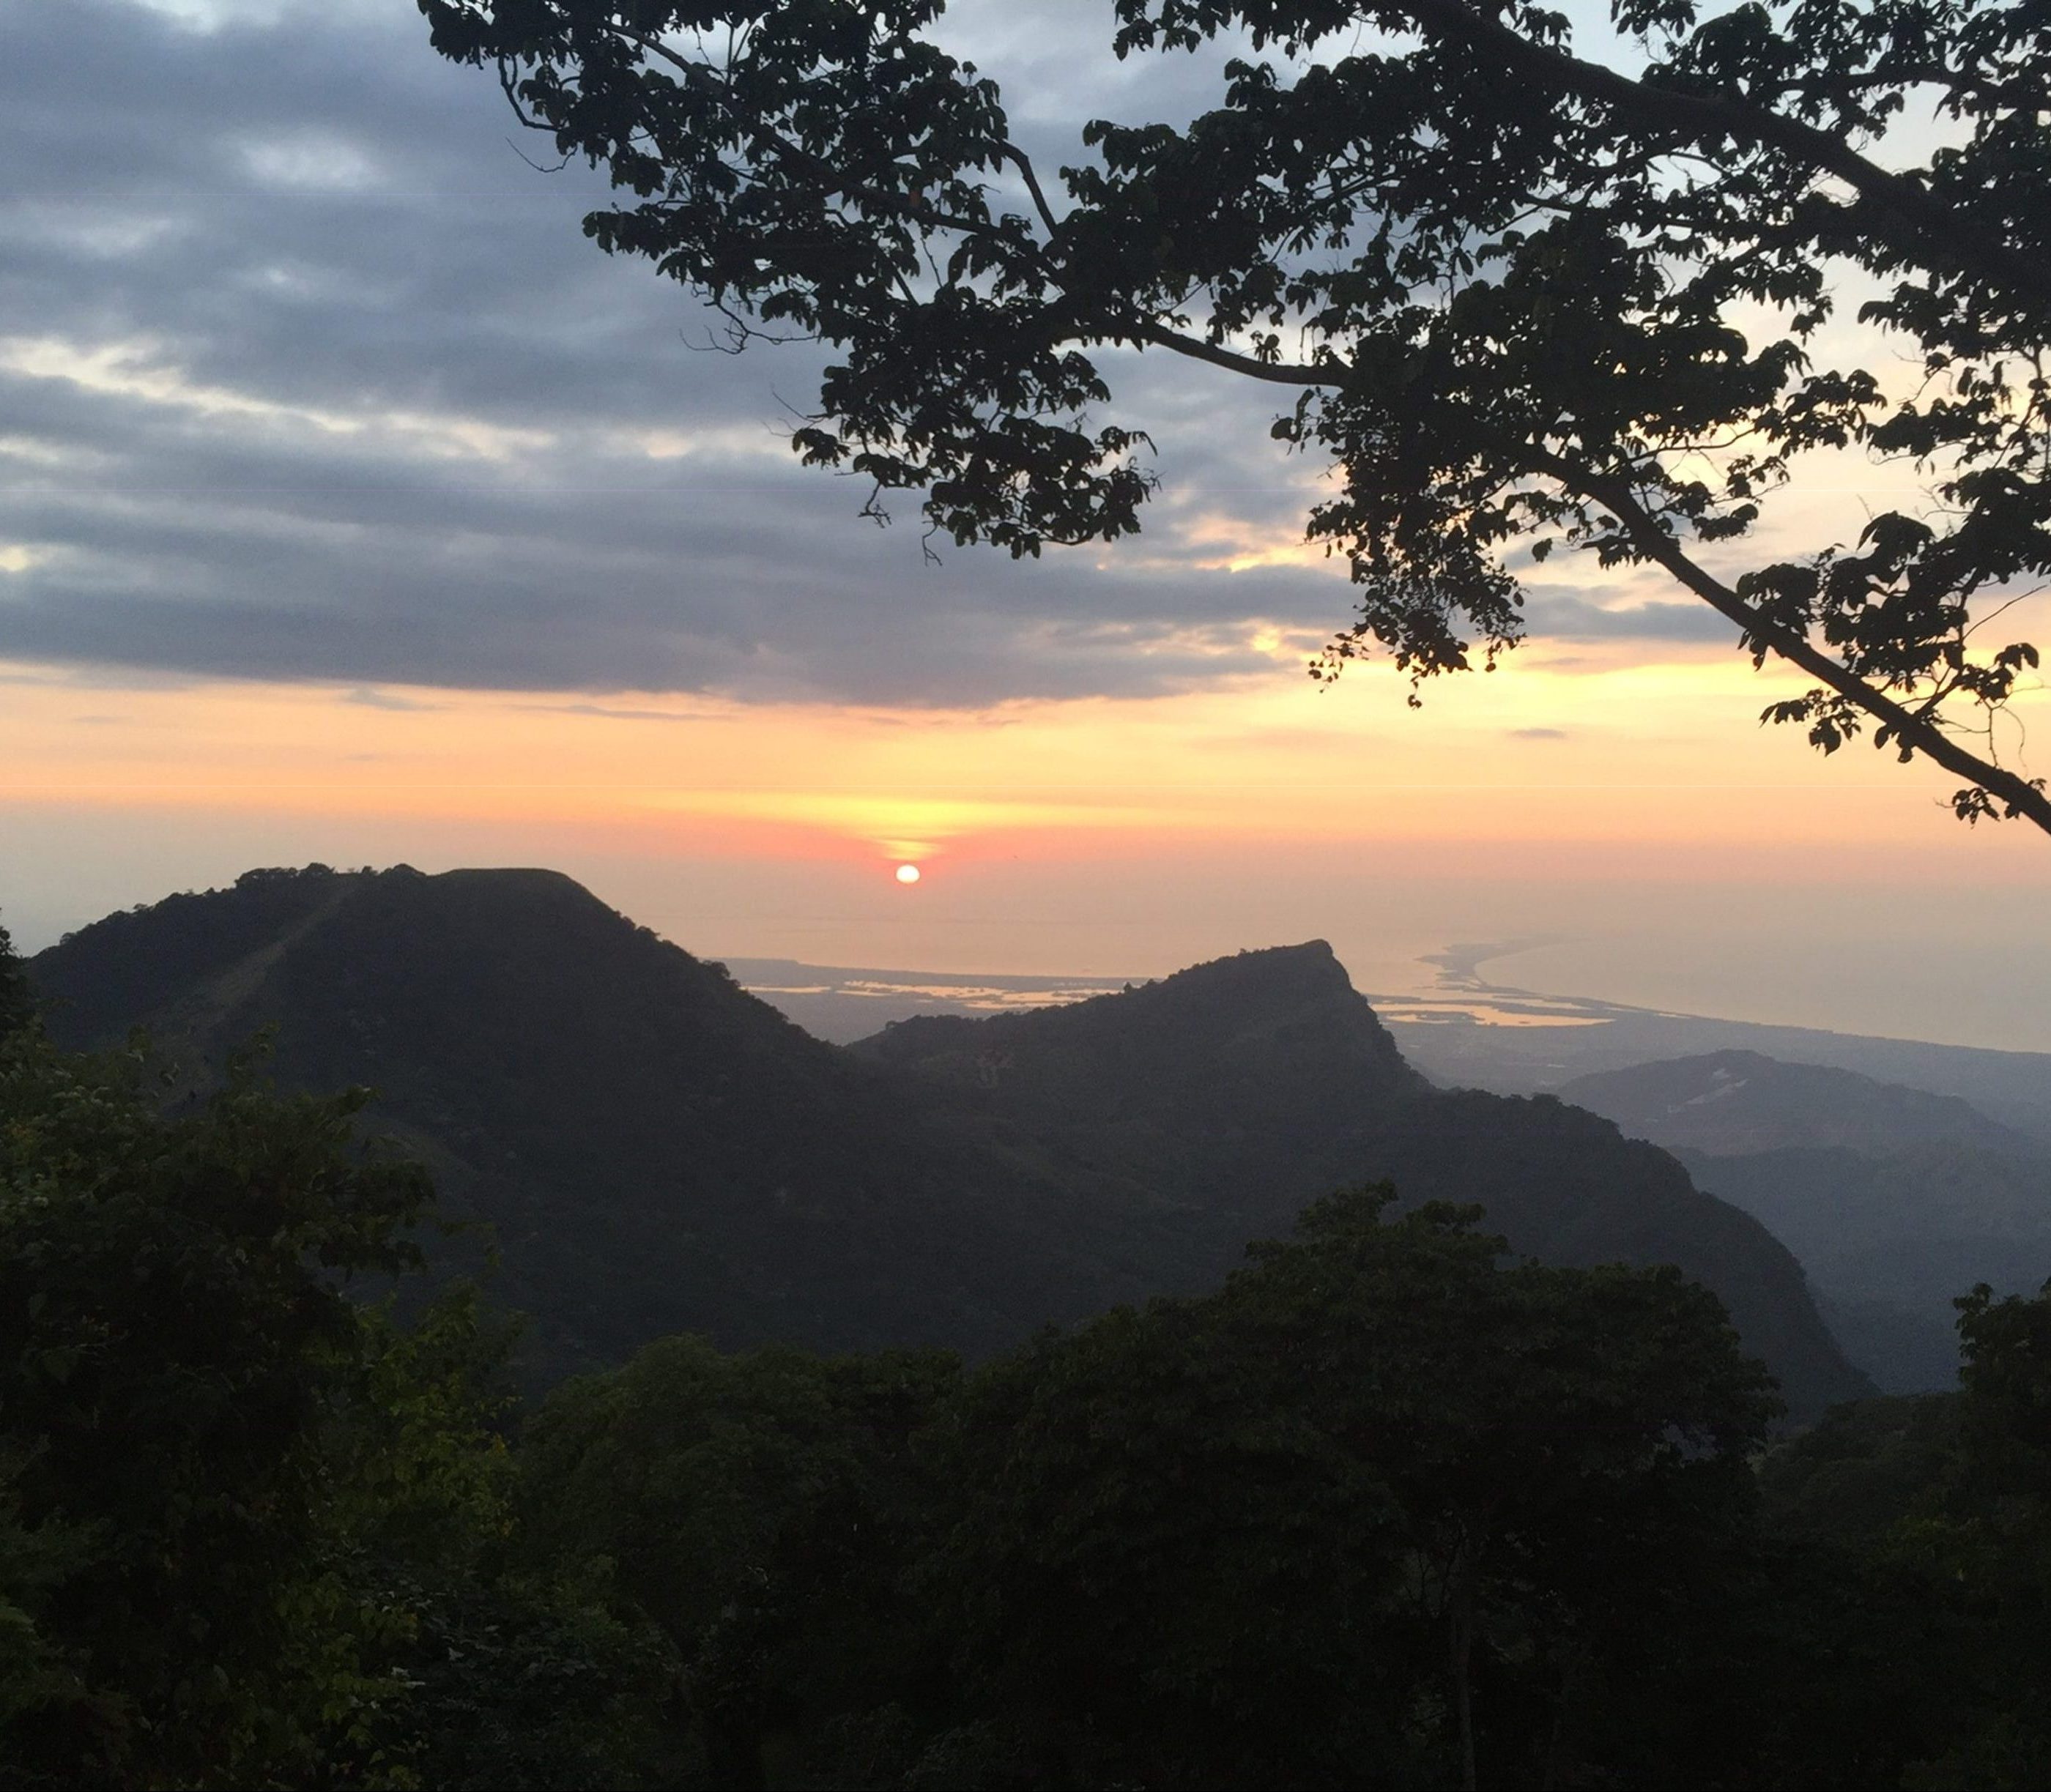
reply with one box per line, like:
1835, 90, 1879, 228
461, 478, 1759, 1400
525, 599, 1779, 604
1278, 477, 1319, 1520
513, 701, 719, 724
344, 686, 441, 712
1518, 590, 1740, 644
0, 0, 1718, 707
1507, 726, 1570, 740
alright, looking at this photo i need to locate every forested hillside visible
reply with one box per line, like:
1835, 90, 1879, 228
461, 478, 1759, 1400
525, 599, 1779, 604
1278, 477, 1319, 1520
31, 866, 1868, 1411
858, 951, 1866, 1414
31, 866, 1213, 1378
7, 982, 2046, 1788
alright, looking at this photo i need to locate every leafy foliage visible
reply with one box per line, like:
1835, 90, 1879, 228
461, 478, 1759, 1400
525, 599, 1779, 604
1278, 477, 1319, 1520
0, 1033, 430, 1783
506, 1189, 1779, 1788
520, 1337, 960, 1788
0, 1030, 660, 1788
500, 1257, 2051, 1788
0, 917, 37, 1039
1750, 1279, 2051, 1787
932, 1188, 1778, 1787
422, 0, 2051, 830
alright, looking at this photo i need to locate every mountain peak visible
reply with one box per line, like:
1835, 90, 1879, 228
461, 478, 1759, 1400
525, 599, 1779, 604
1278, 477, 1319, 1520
1148, 938, 1347, 989
851, 936, 1419, 1118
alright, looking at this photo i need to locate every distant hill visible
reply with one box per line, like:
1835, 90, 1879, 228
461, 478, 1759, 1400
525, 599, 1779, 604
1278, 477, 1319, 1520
29, 867, 1870, 1414
1558, 1050, 2030, 1158
1553, 1049, 2051, 1393
1371, 986, 2051, 1147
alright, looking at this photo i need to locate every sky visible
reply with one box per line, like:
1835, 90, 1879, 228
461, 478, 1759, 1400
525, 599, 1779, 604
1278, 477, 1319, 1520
3, 0, 2047, 1051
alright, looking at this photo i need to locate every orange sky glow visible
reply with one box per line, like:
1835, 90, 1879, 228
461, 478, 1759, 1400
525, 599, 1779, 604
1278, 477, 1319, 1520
7, 632, 2048, 1056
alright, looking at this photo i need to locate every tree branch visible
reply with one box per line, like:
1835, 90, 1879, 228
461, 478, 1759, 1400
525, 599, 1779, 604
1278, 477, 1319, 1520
1528, 445, 2051, 832
1138, 323, 1339, 387
998, 144, 1064, 237
1390, 0, 2051, 308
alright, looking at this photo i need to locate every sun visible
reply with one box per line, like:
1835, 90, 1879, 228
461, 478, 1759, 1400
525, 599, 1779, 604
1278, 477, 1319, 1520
894, 863, 921, 885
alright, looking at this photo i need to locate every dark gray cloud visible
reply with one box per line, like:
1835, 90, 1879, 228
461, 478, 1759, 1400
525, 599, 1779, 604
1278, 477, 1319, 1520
0, 0, 1721, 704
1518, 590, 1740, 644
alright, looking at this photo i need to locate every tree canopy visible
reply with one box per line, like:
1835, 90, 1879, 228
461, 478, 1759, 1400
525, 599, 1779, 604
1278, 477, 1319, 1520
421, 0, 2051, 833
0, 1030, 667, 1787
0, 918, 36, 1039
12, 998, 2051, 1785
931, 1188, 1777, 1787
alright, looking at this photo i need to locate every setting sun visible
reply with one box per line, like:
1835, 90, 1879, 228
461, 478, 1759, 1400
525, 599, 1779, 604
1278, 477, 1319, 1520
894, 863, 921, 885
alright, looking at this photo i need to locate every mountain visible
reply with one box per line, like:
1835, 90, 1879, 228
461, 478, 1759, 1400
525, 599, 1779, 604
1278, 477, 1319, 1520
850, 952, 1866, 1414
1552, 1050, 2051, 1392
1368, 982, 2051, 1147
27, 867, 1871, 1413
1557, 1050, 2031, 1158
28, 865, 1212, 1379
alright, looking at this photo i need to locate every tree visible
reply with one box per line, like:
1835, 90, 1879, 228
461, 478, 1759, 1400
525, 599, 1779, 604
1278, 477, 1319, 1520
420, 0, 2051, 832
517, 1335, 960, 1789
929, 1284, 1424, 1786
0, 918, 35, 1038
1956, 1274, 2051, 1501
933, 1188, 1779, 1788
1741, 1290, 2051, 1788
0, 1030, 661, 1788
0, 1030, 448, 1784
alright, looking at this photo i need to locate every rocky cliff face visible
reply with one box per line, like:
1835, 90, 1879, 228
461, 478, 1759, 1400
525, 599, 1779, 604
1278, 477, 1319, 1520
32, 871, 1871, 1413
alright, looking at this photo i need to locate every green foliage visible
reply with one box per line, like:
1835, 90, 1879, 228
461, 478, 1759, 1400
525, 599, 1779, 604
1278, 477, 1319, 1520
0, 1030, 431, 1783
511, 1186, 1785, 1788
520, 1336, 959, 1788
1759, 1392, 1965, 1543
934, 1188, 1779, 1787
0, 1030, 660, 1788
0, 918, 37, 1038
1743, 1285, 2051, 1788
929, 1254, 1423, 1786
1957, 1277, 2051, 1503
422, 0, 2051, 830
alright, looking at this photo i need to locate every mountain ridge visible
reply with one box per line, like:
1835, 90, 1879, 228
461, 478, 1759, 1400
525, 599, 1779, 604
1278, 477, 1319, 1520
27, 866, 1872, 1413
1559, 1049, 2034, 1159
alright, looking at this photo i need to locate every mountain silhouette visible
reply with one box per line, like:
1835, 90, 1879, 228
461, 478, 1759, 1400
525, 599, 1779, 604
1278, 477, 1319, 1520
1560, 1049, 2030, 1158
856, 945, 1866, 1414
29, 867, 1870, 1412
